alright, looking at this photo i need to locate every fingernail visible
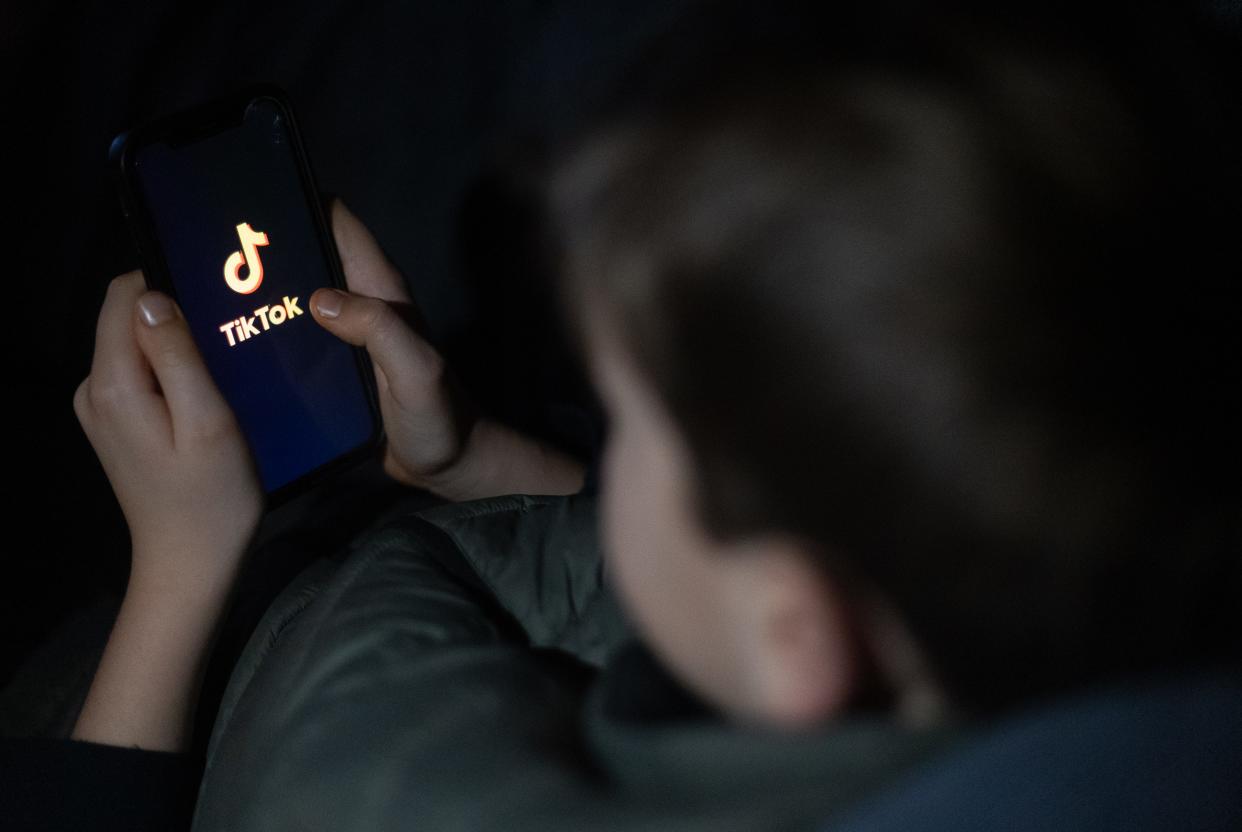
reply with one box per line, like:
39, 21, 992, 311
315, 289, 344, 319
138, 293, 176, 327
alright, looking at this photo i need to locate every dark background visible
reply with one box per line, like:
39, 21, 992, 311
0, 0, 1239, 727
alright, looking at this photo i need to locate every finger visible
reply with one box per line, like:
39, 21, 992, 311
307, 289, 443, 410
91, 272, 158, 398
330, 198, 414, 305
131, 290, 234, 442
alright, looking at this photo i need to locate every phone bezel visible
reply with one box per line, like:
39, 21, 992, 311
111, 83, 386, 511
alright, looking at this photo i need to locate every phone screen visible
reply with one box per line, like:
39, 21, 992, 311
130, 97, 378, 495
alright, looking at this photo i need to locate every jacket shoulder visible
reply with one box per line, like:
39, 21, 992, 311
400, 492, 632, 667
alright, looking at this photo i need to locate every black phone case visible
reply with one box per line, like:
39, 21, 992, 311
110, 83, 386, 511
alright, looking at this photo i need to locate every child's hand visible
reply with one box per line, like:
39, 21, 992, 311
73, 272, 264, 598
310, 199, 584, 500
309, 199, 473, 492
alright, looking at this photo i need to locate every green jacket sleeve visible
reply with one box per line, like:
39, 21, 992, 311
192, 492, 632, 831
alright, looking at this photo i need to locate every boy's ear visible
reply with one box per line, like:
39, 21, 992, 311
730, 536, 859, 727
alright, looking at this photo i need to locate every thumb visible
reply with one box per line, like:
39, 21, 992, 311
309, 288, 443, 402
133, 291, 232, 434
330, 198, 413, 306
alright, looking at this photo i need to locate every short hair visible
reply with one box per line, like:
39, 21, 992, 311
545, 1, 1242, 712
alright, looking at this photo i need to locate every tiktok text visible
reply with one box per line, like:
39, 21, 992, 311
219, 296, 304, 347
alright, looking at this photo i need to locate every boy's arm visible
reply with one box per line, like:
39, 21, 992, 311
71, 541, 243, 752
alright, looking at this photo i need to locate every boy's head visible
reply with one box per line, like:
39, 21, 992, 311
546, 2, 1241, 724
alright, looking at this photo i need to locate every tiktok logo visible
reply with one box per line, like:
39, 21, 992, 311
217, 220, 305, 347
223, 222, 269, 294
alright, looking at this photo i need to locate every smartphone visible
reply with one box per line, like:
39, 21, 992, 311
110, 84, 384, 508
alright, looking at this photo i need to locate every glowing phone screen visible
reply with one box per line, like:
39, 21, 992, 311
134, 98, 375, 494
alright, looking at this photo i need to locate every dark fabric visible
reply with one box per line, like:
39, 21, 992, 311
581, 446, 603, 496
595, 639, 713, 725
0, 737, 199, 832
827, 666, 1242, 832
0, 598, 118, 740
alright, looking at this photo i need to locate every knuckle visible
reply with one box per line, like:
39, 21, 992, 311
185, 409, 238, 446
360, 297, 396, 333
89, 381, 128, 415
72, 379, 92, 420
365, 304, 405, 352
151, 334, 191, 368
